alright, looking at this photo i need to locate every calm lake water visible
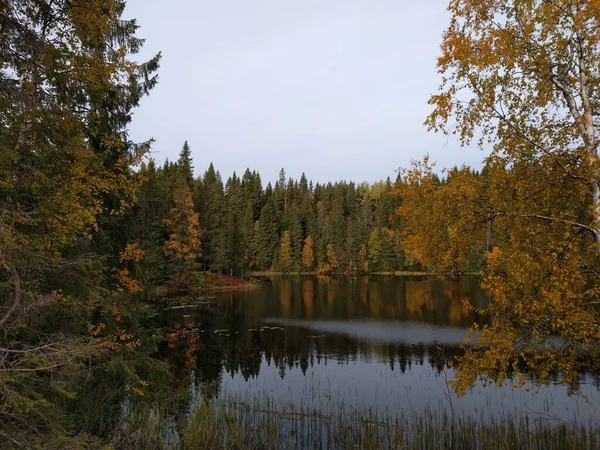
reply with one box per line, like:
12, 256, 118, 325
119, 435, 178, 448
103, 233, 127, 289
155, 276, 600, 424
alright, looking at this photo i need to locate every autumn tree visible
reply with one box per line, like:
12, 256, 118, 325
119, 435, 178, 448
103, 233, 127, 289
302, 236, 315, 269
427, 0, 600, 393
163, 177, 203, 284
0, 0, 160, 446
279, 231, 293, 272
326, 244, 339, 271
397, 159, 486, 275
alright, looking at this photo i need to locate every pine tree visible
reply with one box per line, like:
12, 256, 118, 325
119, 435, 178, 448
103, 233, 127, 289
241, 169, 264, 269
289, 212, 304, 269
177, 141, 194, 185
196, 164, 224, 271
219, 173, 244, 274
315, 201, 327, 266
257, 186, 280, 269
135, 160, 169, 282
277, 168, 288, 215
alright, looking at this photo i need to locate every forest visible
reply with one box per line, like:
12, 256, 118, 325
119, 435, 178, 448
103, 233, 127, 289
1, 0, 599, 448
130, 145, 488, 283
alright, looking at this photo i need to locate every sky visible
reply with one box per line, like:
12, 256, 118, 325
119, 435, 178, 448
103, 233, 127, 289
124, 0, 485, 184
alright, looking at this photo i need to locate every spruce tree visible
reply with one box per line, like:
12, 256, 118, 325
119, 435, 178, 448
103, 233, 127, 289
257, 186, 280, 269
197, 164, 224, 271
177, 140, 194, 185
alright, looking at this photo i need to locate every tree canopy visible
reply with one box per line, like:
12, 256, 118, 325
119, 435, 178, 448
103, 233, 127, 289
418, 0, 600, 393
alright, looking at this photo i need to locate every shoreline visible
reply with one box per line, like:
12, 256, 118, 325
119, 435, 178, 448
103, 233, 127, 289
197, 282, 260, 292
249, 270, 480, 277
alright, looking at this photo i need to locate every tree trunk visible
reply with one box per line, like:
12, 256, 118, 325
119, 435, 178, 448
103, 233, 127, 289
486, 211, 493, 252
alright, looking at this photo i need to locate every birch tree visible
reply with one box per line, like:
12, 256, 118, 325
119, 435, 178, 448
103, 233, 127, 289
428, 0, 600, 393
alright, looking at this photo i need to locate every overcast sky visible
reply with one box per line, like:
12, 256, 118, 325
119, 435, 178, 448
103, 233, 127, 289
124, 0, 485, 184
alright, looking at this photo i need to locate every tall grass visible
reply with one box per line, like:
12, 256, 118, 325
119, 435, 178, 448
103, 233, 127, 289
169, 395, 599, 450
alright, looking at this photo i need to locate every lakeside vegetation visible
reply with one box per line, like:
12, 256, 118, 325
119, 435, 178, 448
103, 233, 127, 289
1, 0, 599, 448
117, 395, 600, 450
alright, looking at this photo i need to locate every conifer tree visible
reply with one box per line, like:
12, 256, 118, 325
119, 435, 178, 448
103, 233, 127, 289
277, 168, 288, 215
257, 186, 280, 269
0, 1, 160, 445
289, 212, 305, 269
197, 164, 224, 271
315, 201, 327, 266
177, 141, 194, 185
240, 169, 264, 268
220, 173, 244, 274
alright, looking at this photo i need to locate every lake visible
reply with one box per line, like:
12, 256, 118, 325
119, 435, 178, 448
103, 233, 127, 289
155, 276, 600, 425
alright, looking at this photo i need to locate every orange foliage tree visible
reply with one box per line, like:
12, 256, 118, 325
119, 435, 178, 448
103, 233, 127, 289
326, 244, 339, 271
302, 236, 315, 270
163, 177, 204, 285
397, 158, 487, 276
424, 0, 600, 393
279, 231, 293, 272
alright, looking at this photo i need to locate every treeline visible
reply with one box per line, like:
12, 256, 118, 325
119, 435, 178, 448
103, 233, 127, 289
125, 143, 490, 283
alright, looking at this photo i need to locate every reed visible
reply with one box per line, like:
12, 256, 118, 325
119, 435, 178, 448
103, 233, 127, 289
170, 394, 600, 450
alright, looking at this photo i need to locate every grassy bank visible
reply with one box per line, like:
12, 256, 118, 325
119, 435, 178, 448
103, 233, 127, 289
114, 395, 600, 450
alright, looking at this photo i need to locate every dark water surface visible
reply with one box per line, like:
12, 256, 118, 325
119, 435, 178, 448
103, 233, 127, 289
156, 276, 600, 423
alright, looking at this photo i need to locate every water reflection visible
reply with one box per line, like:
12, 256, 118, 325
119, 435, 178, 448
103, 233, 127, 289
155, 276, 600, 423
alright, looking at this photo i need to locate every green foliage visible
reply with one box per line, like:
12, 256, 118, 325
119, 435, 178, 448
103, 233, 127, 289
0, 0, 162, 446
367, 229, 382, 270
166, 164, 420, 275
177, 141, 194, 186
